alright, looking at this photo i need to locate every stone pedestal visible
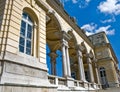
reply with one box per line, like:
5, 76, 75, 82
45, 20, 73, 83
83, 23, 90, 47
66, 77, 74, 87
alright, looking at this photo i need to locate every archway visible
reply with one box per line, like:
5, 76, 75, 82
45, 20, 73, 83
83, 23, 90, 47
46, 12, 62, 77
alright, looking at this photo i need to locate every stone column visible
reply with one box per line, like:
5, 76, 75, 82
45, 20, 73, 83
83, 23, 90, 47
49, 52, 57, 75
87, 57, 94, 83
66, 45, 71, 77
62, 40, 68, 77
77, 50, 86, 81
94, 62, 100, 84
61, 38, 71, 77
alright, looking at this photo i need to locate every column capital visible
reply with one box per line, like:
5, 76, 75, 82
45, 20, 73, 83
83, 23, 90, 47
87, 57, 92, 64
61, 31, 72, 41
49, 52, 58, 62
49, 51, 57, 56
77, 50, 83, 58
76, 44, 86, 52
61, 39, 69, 47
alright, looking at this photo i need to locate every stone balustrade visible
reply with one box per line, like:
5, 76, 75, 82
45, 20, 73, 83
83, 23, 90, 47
48, 75, 101, 90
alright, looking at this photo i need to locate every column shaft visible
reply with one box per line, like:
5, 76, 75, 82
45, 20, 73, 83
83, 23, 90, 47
49, 52, 57, 75
62, 44, 67, 77
87, 58, 94, 83
66, 46, 71, 77
78, 50, 85, 81
94, 63, 100, 84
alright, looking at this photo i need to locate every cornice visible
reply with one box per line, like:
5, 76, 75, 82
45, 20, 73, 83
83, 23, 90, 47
35, 0, 49, 12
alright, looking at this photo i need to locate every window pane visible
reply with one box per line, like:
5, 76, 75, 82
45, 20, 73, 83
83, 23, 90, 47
21, 20, 26, 29
27, 32, 32, 39
28, 16, 33, 23
20, 28, 25, 36
19, 37, 25, 46
26, 40, 31, 48
26, 48, 31, 55
22, 12, 27, 19
103, 71, 106, 76
100, 71, 103, 77
19, 45, 24, 52
27, 24, 33, 32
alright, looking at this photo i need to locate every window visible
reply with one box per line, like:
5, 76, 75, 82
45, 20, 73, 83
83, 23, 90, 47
19, 12, 33, 55
100, 67, 106, 78
99, 67, 109, 88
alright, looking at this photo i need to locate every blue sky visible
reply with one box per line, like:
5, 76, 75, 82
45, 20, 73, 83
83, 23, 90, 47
60, 0, 120, 67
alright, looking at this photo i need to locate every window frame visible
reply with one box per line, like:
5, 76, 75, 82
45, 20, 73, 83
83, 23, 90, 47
19, 12, 34, 55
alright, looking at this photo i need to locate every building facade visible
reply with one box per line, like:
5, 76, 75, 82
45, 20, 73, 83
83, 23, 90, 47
0, 0, 119, 92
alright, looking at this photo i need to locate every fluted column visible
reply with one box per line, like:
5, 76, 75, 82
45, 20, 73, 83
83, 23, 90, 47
61, 39, 71, 77
77, 50, 86, 81
66, 45, 71, 77
87, 57, 94, 83
62, 40, 68, 77
49, 52, 57, 75
95, 63, 100, 84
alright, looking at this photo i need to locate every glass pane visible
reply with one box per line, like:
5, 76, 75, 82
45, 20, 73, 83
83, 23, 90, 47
103, 71, 106, 76
19, 37, 25, 46
19, 45, 24, 52
26, 40, 31, 48
22, 12, 27, 19
27, 32, 32, 39
26, 48, 31, 55
27, 24, 33, 32
100, 71, 103, 77
28, 16, 33, 23
20, 28, 25, 36
21, 20, 26, 29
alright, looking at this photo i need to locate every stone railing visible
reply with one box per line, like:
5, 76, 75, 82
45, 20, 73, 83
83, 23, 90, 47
48, 75, 101, 90
73, 80, 101, 89
48, 75, 66, 86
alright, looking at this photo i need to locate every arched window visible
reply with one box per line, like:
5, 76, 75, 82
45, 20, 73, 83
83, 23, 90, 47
19, 12, 33, 55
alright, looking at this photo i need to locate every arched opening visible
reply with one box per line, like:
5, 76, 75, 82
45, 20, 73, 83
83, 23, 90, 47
67, 31, 78, 80
46, 13, 62, 77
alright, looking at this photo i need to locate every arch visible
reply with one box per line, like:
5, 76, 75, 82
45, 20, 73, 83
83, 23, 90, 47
46, 11, 63, 77
47, 11, 62, 31
23, 7, 39, 24
68, 30, 78, 45
46, 12, 62, 51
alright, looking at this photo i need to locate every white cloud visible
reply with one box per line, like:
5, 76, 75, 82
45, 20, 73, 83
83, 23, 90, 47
95, 26, 115, 35
101, 16, 116, 23
79, 0, 91, 8
85, 31, 94, 36
81, 23, 115, 36
63, 0, 91, 8
98, 0, 120, 15
86, 0, 91, 3
81, 23, 96, 32
72, 0, 78, 4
